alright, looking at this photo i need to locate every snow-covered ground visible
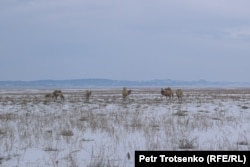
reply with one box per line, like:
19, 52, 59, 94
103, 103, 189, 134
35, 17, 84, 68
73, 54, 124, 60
0, 88, 250, 166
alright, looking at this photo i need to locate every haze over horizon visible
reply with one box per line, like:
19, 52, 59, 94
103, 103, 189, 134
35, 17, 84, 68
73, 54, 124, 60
1, 0, 250, 82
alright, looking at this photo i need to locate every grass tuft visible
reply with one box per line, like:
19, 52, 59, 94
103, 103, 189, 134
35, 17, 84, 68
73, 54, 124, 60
60, 130, 74, 136
178, 137, 197, 149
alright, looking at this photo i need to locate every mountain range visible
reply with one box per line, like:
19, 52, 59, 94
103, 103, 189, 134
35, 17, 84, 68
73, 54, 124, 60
0, 79, 249, 88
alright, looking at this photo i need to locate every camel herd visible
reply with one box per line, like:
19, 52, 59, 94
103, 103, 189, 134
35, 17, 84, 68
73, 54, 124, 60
45, 89, 93, 102
45, 90, 64, 102
45, 87, 184, 102
161, 87, 183, 102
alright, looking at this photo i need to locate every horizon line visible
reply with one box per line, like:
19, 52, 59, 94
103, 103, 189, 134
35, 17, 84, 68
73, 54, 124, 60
0, 78, 249, 83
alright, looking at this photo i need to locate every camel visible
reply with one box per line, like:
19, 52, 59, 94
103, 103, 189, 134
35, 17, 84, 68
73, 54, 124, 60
53, 90, 64, 102
176, 89, 183, 102
85, 90, 92, 101
45, 93, 54, 101
122, 87, 132, 99
161, 87, 174, 99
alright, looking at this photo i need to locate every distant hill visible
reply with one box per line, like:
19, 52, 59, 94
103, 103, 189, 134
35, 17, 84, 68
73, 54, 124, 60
0, 79, 249, 88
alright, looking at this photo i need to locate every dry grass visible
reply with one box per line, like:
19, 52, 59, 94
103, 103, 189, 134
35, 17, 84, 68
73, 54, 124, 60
178, 137, 198, 149
60, 130, 74, 137
0, 88, 250, 166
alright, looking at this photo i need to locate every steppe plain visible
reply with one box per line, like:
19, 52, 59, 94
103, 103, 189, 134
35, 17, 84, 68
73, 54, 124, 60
0, 87, 250, 166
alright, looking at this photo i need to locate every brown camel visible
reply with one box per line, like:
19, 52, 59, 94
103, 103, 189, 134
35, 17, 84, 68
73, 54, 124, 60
122, 87, 132, 99
85, 90, 92, 101
45, 93, 54, 101
161, 87, 174, 99
176, 89, 183, 102
53, 90, 64, 102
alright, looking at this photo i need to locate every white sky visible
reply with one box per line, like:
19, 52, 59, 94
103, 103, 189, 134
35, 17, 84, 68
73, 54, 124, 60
1, 0, 250, 82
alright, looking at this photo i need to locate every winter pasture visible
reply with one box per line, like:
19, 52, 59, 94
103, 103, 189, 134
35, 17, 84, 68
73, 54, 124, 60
0, 87, 250, 166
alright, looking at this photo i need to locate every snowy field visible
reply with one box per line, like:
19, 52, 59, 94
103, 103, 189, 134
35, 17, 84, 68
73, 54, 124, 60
0, 87, 250, 166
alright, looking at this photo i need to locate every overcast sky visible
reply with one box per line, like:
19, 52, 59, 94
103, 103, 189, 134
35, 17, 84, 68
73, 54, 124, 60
1, 0, 250, 82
